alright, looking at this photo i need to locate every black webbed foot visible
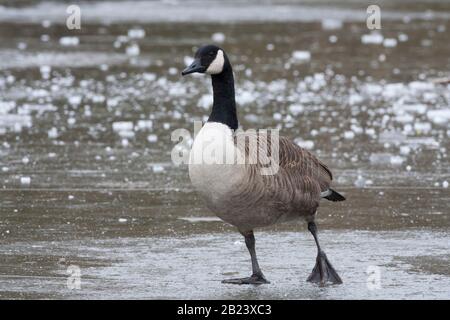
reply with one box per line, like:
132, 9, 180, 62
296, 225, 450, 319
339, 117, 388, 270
222, 273, 270, 285
307, 251, 342, 286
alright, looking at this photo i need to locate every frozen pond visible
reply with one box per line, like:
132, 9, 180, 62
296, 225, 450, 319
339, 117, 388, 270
0, 0, 449, 299
0, 230, 449, 299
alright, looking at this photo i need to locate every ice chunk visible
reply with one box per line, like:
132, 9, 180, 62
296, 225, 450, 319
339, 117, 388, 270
398, 33, 409, 42
321, 19, 343, 30
294, 139, 314, 149
244, 114, 258, 123
143, 73, 156, 81
361, 33, 384, 44
405, 137, 439, 148
40, 65, 51, 79
136, 120, 153, 130
354, 175, 366, 188
128, 28, 146, 39
399, 145, 411, 155
118, 218, 127, 223
408, 81, 434, 91
0, 101, 16, 114
20, 176, 31, 185
370, 153, 404, 165
118, 130, 135, 138
427, 109, 450, 125
292, 51, 311, 62
68, 95, 82, 106
414, 122, 431, 133
152, 165, 165, 173
147, 134, 158, 143
211, 32, 226, 43
17, 42, 27, 50
343, 131, 355, 140
126, 43, 140, 56
378, 131, 406, 144
383, 38, 398, 47
184, 56, 194, 67
197, 94, 213, 109
168, 67, 177, 75
390, 155, 405, 165
121, 138, 129, 147
395, 114, 414, 123
0, 114, 32, 132
59, 37, 79, 46
42, 20, 51, 28
236, 91, 255, 105
443, 181, 449, 188
383, 83, 406, 98
289, 104, 304, 115
365, 128, 376, 137
113, 121, 134, 132
349, 94, 363, 105
396, 104, 427, 114
67, 117, 76, 125
179, 216, 222, 223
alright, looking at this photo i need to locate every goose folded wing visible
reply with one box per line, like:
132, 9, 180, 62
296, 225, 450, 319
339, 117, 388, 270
235, 132, 333, 193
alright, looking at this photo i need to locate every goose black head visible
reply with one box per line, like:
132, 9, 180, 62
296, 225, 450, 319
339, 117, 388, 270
182, 45, 228, 76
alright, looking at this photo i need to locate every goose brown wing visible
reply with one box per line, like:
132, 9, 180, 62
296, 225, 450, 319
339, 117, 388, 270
277, 136, 332, 191
234, 132, 333, 193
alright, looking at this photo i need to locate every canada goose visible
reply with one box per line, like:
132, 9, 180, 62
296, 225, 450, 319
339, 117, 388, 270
182, 45, 345, 286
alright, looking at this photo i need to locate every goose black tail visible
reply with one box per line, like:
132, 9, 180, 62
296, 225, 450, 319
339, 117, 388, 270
324, 188, 346, 202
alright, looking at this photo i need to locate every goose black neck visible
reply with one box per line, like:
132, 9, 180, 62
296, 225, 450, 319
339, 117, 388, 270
208, 66, 238, 130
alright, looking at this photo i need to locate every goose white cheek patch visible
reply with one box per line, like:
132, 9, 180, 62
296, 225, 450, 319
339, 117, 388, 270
206, 50, 224, 74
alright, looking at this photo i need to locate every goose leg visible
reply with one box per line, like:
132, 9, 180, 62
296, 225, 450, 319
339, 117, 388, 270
222, 230, 270, 285
307, 221, 343, 286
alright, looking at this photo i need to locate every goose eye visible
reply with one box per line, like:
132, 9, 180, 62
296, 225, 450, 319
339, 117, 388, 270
208, 52, 215, 57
